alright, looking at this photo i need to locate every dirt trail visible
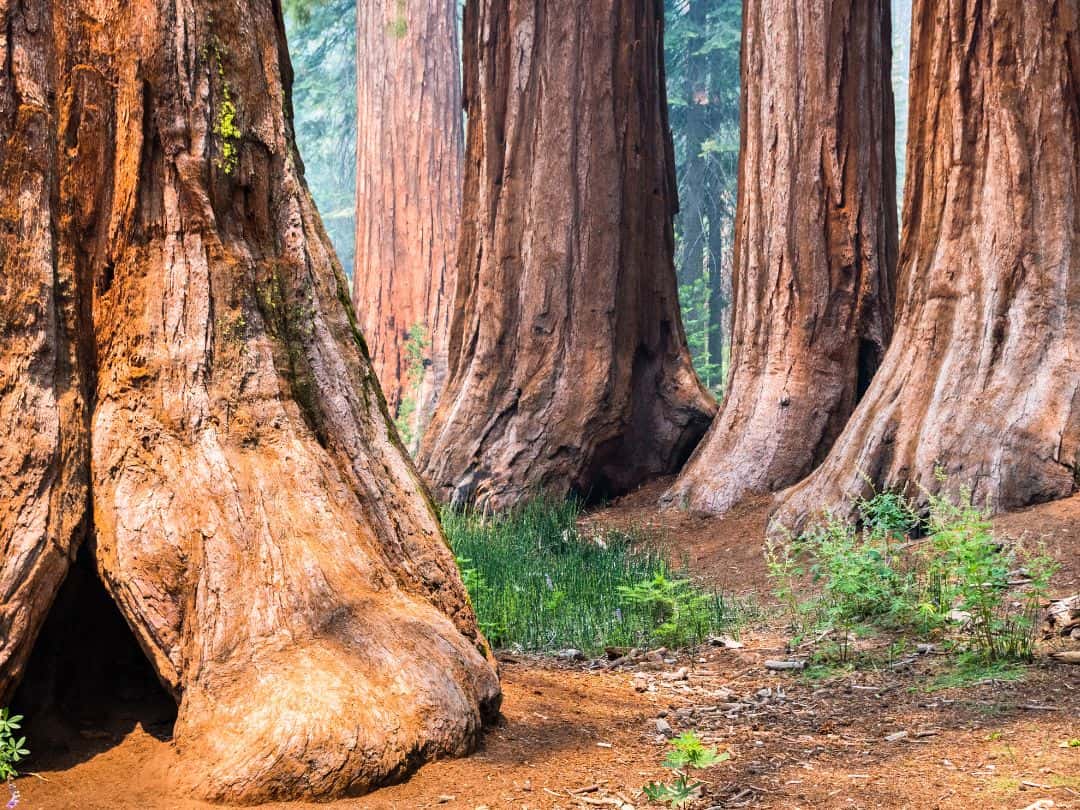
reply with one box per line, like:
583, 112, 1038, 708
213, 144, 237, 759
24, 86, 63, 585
17, 649, 1080, 809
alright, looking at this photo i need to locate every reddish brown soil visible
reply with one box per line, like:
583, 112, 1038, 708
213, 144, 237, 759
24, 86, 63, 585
583, 481, 1080, 597
580, 478, 776, 594
18, 650, 1080, 810
16, 490, 1080, 810
995, 493, 1080, 592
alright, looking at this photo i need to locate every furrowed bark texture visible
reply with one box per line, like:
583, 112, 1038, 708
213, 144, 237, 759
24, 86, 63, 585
418, 0, 716, 510
661, 0, 898, 515
775, 0, 1080, 528
0, 0, 500, 802
353, 0, 462, 448
0, 0, 91, 702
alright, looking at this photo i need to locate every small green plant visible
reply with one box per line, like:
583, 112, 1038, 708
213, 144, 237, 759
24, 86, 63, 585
801, 515, 906, 661
642, 774, 703, 808
617, 568, 716, 649
764, 532, 807, 633
0, 708, 28, 807
856, 489, 917, 540
643, 731, 729, 806
925, 652, 1027, 691
663, 731, 728, 769
920, 477, 1057, 661
767, 475, 1059, 670
1067, 738, 1080, 748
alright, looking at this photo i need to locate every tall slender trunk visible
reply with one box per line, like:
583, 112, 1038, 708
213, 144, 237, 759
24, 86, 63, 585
706, 196, 727, 390
775, 0, 1080, 528
662, 0, 898, 516
0, 0, 499, 801
353, 0, 463, 450
418, 0, 716, 510
678, 0, 710, 291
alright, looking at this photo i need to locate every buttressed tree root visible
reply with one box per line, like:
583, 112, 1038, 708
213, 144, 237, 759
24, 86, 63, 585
418, 0, 716, 511
0, 0, 500, 802
661, 0, 898, 517
774, 0, 1080, 532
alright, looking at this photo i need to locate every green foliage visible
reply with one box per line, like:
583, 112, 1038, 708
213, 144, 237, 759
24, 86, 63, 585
644, 731, 728, 806
925, 652, 1027, 692
666, 0, 742, 396
617, 568, 718, 650
768, 477, 1058, 665
801, 519, 902, 662
663, 731, 728, 770
678, 272, 727, 391
443, 499, 745, 653
393, 323, 430, 448
919, 477, 1057, 661
0, 709, 28, 783
283, 0, 356, 275
643, 773, 703, 807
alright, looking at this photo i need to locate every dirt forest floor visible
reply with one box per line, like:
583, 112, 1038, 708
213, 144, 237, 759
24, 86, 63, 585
17, 487, 1080, 810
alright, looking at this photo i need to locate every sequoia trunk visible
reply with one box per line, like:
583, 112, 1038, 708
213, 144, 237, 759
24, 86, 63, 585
0, 0, 500, 802
0, 0, 91, 701
678, 0, 710, 290
662, 0, 897, 515
775, 0, 1080, 527
353, 0, 463, 449
417, 0, 716, 510
706, 196, 728, 390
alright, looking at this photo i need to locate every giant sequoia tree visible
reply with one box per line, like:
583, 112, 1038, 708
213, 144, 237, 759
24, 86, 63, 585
661, 0, 898, 515
418, 0, 716, 509
776, 0, 1080, 526
0, 0, 499, 802
353, 0, 462, 447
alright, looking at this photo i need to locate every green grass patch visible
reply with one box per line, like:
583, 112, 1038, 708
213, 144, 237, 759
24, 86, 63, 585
444, 499, 748, 654
798, 662, 855, 683
924, 652, 1028, 692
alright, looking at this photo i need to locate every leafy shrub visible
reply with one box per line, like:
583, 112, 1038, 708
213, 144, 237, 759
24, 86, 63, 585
617, 568, 718, 649
643, 731, 729, 807
769, 476, 1057, 664
919, 481, 1056, 661
801, 516, 904, 660
0, 709, 26, 783
0, 708, 27, 807
444, 499, 745, 653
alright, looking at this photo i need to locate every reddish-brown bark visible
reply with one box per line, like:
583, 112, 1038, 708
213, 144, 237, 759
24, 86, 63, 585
418, 0, 716, 510
775, 0, 1080, 527
0, 0, 499, 801
353, 0, 462, 448
662, 0, 898, 515
0, 0, 91, 702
